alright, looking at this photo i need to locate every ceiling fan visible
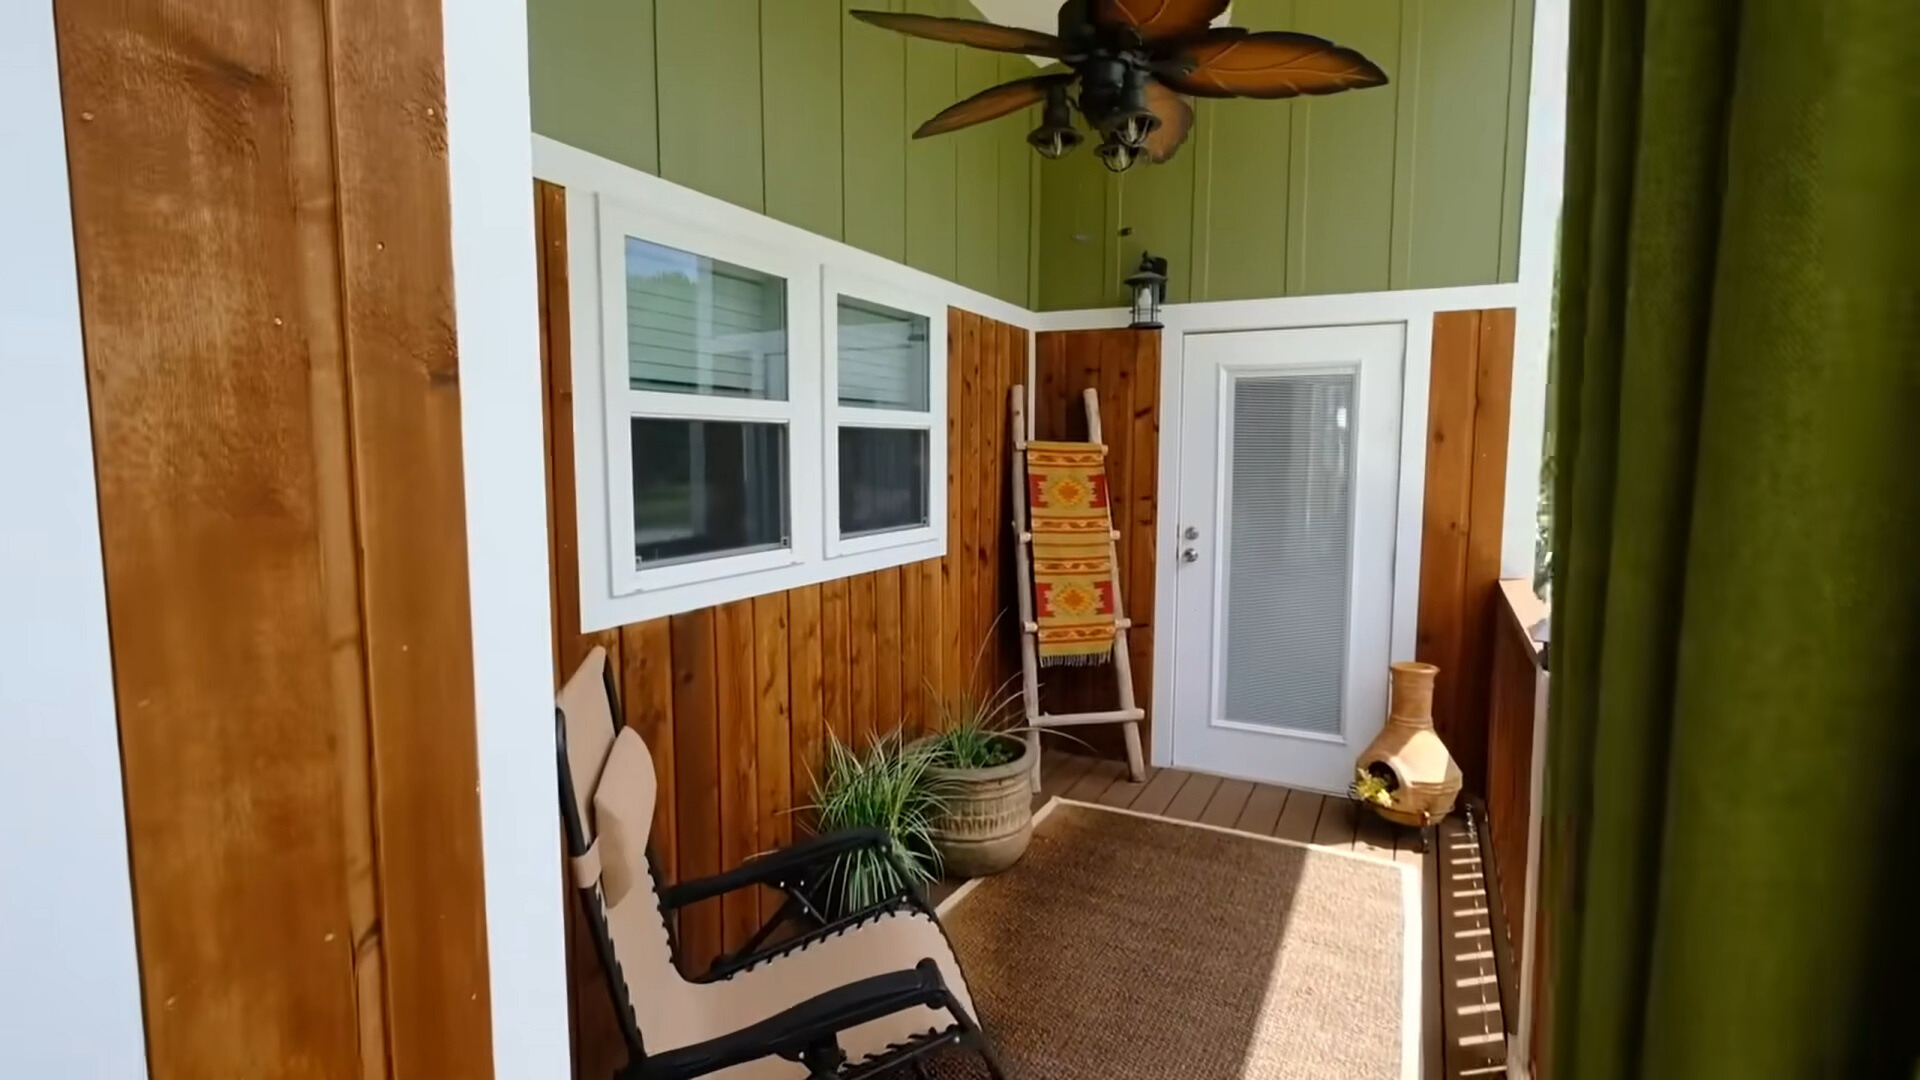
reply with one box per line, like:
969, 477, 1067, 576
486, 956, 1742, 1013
851, 0, 1388, 173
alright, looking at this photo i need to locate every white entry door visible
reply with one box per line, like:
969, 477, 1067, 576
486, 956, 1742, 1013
1170, 324, 1405, 793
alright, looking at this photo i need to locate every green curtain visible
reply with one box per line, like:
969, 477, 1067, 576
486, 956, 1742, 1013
1544, 0, 1919, 1076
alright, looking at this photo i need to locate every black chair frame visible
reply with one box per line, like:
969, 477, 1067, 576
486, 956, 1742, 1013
556, 661, 1009, 1080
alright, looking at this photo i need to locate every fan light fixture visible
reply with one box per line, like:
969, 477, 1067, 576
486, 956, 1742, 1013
851, 1, 1388, 174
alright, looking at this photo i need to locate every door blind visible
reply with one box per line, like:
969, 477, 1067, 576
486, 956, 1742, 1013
1220, 372, 1356, 735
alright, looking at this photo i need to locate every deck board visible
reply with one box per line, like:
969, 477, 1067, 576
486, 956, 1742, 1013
1126, 767, 1191, 816
1097, 766, 1159, 808
1064, 758, 1126, 803
1163, 773, 1221, 821
1273, 791, 1324, 842
1198, 778, 1255, 828
1312, 796, 1360, 848
1234, 783, 1290, 835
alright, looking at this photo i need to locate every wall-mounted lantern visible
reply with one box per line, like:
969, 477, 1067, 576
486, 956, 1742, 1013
1125, 253, 1168, 330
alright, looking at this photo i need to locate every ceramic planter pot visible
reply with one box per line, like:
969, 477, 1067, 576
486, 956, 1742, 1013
924, 737, 1034, 878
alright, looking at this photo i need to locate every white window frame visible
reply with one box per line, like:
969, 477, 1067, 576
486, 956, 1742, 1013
598, 192, 824, 598
568, 178, 949, 631
821, 265, 948, 558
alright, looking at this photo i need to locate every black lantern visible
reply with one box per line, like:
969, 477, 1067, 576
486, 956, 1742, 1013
1124, 253, 1168, 329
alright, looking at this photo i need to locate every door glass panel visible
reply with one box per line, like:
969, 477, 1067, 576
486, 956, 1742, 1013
1221, 372, 1356, 734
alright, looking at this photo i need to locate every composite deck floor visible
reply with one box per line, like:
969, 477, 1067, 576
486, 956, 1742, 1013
938, 749, 1497, 1080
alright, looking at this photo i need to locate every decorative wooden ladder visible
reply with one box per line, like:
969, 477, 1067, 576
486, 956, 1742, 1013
1009, 384, 1146, 789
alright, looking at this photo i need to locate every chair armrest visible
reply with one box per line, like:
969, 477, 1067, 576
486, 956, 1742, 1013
658, 828, 892, 910
643, 959, 949, 1080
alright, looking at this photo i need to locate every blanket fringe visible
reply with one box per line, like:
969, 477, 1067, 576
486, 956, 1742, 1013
1039, 649, 1115, 668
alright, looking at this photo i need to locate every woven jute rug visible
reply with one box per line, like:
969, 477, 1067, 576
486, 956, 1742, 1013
927, 799, 1417, 1080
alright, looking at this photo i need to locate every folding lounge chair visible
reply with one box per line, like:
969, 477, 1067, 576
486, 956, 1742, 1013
556, 646, 1008, 1080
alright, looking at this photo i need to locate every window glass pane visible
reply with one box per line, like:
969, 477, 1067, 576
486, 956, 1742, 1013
838, 427, 929, 537
836, 296, 929, 411
626, 236, 787, 399
631, 418, 788, 566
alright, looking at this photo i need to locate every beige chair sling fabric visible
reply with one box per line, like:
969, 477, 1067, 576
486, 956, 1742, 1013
559, 648, 977, 1079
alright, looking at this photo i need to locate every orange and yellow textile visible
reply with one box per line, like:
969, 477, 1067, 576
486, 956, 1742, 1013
1024, 440, 1119, 666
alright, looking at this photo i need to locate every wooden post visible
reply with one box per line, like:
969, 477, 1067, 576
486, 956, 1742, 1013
1081, 389, 1146, 782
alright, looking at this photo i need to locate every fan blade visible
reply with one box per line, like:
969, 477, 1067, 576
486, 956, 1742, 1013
1142, 80, 1195, 163
1159, 30, 1388, 98
1092, 0, 1231, 42
914, 74, 1075, 138
849, 11, 1068, 56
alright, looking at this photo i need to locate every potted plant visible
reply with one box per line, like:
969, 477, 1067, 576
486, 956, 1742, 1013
804, 729, 949, 916
921, 674, 1036, 878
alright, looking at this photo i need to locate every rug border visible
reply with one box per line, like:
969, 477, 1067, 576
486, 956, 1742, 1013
937, 796, 1422, 1080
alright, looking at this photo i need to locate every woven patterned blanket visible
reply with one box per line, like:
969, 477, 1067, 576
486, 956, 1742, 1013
1025, 440, 1119, 666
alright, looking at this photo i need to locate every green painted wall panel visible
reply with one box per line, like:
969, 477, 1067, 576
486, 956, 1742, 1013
762, 0, 845, 239
903, 0, 958, 279
1035, 145, 1114, 310
527, 0, 658, 174
954, 47, 1002, 296
1036, 0, 1535, 308
1401, 0, 1519, 288
656, 0, 765, 212
995, 55, 1035, 307
1287, 0, 1401, 296
1193, 94, 1294, 302
1118, 146, 1196, 304
841, 0, 908, 262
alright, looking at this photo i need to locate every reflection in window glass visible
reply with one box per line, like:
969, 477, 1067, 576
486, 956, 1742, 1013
631, 418, 788, 566
626, 237, 787, 399
836, 297, 929, 411
839, 428, 929, 537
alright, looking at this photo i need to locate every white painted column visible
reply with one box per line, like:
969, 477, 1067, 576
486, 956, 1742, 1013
1501, 0, 1571, 583
0, 5, 150, 1077
441, 1, 573, 1077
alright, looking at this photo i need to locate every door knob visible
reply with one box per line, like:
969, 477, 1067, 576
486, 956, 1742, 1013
1181, 548, 1199, 563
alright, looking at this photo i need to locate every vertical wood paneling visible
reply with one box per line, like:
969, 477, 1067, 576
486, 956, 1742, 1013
901, 563, 927, 727
1415, 310, 1515, 791
849, 573, 878, 746
946, 310, 970, 696
751, 594, 792, 923
841, 0, 907, 261
713, 600, 759, 951
957, 313, 985, 688
821, 577, 854, 749
921, 558, 948, 708
669, 609, 722, 972
1035, 142, 1115, 310
788, 584, 826, 813
761, 0, 844, 238
1117, 144, 1198, 304
64, 0, 494, 1073
875, 567, 904, 728
656, 0, 764, 212
622, 619, 678, 879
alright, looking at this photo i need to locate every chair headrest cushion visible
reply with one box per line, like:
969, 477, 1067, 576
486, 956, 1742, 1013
590, 728, 657, 908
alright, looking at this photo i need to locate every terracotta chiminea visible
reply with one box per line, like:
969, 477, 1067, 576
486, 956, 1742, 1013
1355, 662, 1463, 827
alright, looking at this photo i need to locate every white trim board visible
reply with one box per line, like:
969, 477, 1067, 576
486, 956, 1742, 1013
938, 797, 1421, 1080
0, 6, 150, 1078
445, 5, 573, 1079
